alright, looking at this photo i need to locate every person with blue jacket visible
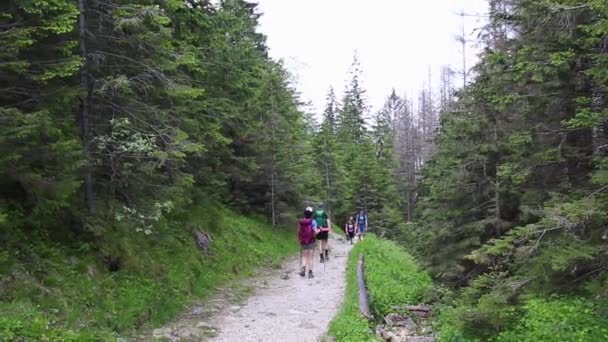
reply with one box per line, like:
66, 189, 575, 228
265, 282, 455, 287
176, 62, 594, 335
356, 208, 368, 241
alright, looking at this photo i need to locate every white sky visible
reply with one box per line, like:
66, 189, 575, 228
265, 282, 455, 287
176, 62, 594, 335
256, 0, 488, 116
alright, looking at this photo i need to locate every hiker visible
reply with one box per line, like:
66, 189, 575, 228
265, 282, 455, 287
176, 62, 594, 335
313, 203, 331, 263
298, 207, 316, 278
356, 208, 368, 241
344, 217, 356, 245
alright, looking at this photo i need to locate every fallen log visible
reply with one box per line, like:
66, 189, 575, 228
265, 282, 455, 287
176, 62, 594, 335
357, 255, 373, 319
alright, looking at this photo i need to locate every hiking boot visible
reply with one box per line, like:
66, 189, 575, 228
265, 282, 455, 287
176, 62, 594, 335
308, 270, 314, 278
324, 249, 329, 260
320, 254, 325, 263
299, 267, 306, 277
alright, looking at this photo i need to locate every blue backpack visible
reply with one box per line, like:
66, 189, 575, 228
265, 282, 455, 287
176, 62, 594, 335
357, 214, 367, 225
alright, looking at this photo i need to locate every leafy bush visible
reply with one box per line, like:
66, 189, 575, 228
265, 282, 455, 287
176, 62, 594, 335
495, 297, 608, 341
329, 235, 432, 341
0, 206, 297, 339
362, 237, 433, 317
435, 297, 608, 342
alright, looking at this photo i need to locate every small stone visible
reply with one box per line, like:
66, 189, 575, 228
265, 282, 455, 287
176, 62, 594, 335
196, 321, 214, 329
298, 321, 316, 329
152, 327, 172, 337
406, 337, 436, 342
190, 307, 205, 316
229, 305, 241, 312
280, 273, 290, 280
419, 325, 433, 335
289, 309, 305, 315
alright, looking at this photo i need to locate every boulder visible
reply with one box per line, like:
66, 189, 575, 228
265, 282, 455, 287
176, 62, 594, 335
407, 305, 432, 318
385, 313, 417, 331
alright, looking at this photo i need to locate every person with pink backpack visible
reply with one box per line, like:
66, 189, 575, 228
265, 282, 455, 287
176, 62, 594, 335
298, 207, 317, 278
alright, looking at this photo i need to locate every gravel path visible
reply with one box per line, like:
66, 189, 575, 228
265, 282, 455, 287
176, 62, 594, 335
209, 234, 351, 342
140, 234, 352, 342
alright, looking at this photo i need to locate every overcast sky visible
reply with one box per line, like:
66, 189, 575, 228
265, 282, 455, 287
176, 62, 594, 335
256, 0, 488, 116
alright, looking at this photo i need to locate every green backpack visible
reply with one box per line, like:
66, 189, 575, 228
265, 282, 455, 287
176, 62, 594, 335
313, 209, 327, 228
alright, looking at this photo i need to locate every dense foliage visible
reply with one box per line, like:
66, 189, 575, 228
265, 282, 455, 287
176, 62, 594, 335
0, 0, 408, 337
0, 0, 319, 337
405, 0, 608, 340
4, 0, 608, 339
0, 206, 297, 339
310, 58, 421, 237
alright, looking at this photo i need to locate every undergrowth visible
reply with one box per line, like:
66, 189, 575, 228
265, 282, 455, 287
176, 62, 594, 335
436, 296, 608, 341
0, 206, 297, 340
329, 235, 432, 341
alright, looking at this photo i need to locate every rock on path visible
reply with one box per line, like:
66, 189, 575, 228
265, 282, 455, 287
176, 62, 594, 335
209, 234, 350, 342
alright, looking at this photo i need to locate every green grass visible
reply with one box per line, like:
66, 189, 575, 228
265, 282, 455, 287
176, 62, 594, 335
495, 297, 608, 341
435, 296, 608, 342
329, 235, 432, 341
0, 205, 298, 340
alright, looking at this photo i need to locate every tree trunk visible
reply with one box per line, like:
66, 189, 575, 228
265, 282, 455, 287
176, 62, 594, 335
78, 0, 95, 214
324, 135, 331, 213
270, 120, 277, 226
494, 125, 500, 235
270, 165, 276, 226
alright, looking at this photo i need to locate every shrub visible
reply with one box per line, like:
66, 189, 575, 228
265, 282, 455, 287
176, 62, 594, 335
435, 297, 608, 342
0, 206, 297, 339
329, 235, 432, 341
495, 297, 608, 341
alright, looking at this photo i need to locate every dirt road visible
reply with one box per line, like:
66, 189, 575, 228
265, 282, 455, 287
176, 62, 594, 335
143, 234, 352, 342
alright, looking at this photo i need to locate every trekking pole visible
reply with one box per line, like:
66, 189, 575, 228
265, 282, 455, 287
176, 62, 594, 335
311, 239, 317, 276
323, 241, 326, 273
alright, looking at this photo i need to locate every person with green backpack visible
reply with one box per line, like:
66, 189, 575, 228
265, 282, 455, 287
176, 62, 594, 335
313, 203, 331, 263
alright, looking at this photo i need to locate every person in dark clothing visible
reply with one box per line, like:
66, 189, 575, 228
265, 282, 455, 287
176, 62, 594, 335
344, 216, 356, 244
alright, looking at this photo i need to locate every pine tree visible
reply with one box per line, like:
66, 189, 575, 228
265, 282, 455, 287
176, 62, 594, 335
314, 87, 351, 218
414, 0, 608, 338
1, 0, 83, 228
337, 54, 368, 158
391, 92, 420, 221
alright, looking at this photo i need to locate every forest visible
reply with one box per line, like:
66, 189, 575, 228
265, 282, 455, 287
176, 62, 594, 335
1, 0, 608, 340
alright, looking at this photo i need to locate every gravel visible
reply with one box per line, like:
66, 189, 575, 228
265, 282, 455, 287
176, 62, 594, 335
209, 234, 350, 342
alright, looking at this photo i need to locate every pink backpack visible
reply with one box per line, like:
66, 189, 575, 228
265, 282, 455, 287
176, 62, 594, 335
298, 218, 315, 244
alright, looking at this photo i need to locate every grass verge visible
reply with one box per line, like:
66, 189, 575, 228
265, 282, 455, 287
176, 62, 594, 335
436, 296, 608, 341
328, 235, 432, 341
0, 205, 297, 340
